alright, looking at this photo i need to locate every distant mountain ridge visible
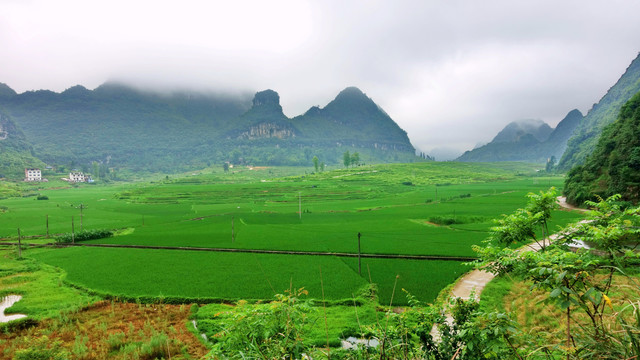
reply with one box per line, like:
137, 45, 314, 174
491, 119, 553, 143
456, 110, 582, 163
292, 87, 413, 151
457, 52, 640, 167
559, 52, 640, 170
0, 83, 417, 175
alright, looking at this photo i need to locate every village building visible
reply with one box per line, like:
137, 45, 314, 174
24, 168, 42, 181
69, 172, 86, 183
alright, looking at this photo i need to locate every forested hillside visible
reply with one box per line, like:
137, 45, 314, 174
559, 52, 640, 170
0, 83, 417, 175
0, 110, 44, 178
564, 91, 640, 204
292, 87, 413, 151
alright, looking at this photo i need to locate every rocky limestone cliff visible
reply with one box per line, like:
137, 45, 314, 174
237, 122, 296, 140
228, 89, 298, 140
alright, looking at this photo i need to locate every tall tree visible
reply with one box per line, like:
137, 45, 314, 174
312, 156, 319, 172
350, 152, 360, 167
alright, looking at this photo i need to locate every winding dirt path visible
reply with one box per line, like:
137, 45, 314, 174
430, 196, 587, 340
558, 196, 590, 213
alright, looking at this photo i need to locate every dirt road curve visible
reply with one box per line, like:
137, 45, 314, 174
558, 196, 590, 212
430, 196, 587, 340
447, 197, 584, 302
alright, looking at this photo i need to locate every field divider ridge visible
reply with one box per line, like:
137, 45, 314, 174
0, 242, 477, 261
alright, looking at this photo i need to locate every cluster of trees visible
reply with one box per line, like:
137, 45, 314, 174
343, 150, 361, 168
311, 156, 325, 173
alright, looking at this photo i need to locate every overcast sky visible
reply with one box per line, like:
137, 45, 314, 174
1, 0, 639, 159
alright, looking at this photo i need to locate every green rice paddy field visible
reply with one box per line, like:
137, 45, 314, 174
1, 162, 583, 306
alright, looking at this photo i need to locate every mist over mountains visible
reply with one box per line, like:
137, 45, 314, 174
456, 52, 640, 166
456, 110, 582, 163
0, 83, 417, 177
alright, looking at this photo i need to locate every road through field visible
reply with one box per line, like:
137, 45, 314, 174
430, 196, 587, 340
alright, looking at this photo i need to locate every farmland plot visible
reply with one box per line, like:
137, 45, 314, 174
2, 162, 583, 306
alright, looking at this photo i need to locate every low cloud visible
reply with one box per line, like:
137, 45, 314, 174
1, 0, 639, 155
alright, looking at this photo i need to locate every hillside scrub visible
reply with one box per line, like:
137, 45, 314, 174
474, 191, 640, 358
564, 91, 640, 205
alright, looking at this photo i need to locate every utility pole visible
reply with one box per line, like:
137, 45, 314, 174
72, 216, 75, 243
435, 185, 438, 202
358, 232, 362, 275
299, 192, 302, 220
231, 216, 235, 243
46, 214, 49, 238
78, 204, 84, 231
17, 228, 22, 258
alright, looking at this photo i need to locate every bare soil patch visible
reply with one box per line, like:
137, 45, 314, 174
0, 301, 209, 359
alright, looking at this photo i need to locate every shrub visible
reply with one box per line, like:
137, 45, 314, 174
56, 229, 114, 243
36, 195, 49, 200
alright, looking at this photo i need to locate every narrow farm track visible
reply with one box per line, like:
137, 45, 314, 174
430, 196, 588, 340
0, 242, 477, 262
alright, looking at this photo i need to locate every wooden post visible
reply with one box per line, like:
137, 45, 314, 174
79, 204, 84, 231
299, 192, 302, 219
17, 228, 22, 258
72, 216, 75, 243
46, 214, 49, 238
231, 216, 235, 243
142, 214, 145, 226
435, 185, 438, 202
358, 232, 362, 276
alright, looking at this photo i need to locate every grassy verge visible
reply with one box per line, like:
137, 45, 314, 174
0, 248, 98, 323
478, 271, 640, 348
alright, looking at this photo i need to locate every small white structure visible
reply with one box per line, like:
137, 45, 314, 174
69, 172, 86, 183
24, 168, 42, 181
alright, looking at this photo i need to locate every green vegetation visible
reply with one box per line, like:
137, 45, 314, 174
0, 111, 45, 179
1, 162, 607, 358
28, 247, 468, 306
474, 192, 640, 358
560, 52, 640, 170
564, 91, 640, 205
55, 228, 113, 243
0, 248, 97, 323
0, 83, 417, 176
1, 162, 581, 307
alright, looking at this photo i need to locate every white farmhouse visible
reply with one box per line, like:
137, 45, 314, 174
24, 168, 42, 181
69, 172, 86, 183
